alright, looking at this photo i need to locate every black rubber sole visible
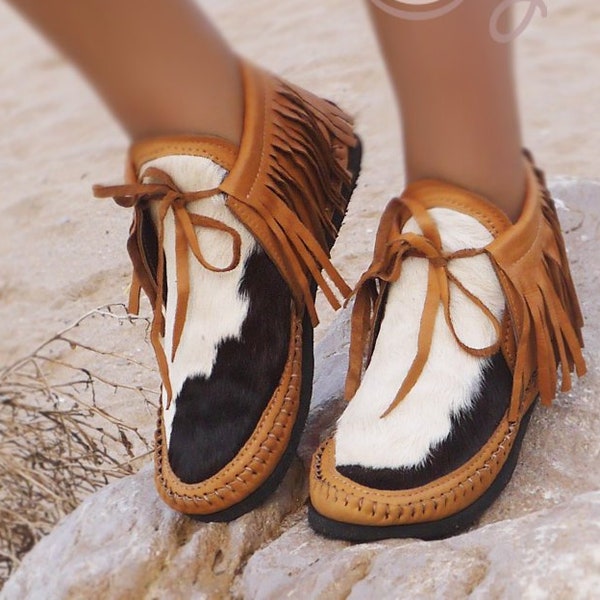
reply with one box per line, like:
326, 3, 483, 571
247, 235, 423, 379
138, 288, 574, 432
189, 138, 363, 522
308, 401, 537, 541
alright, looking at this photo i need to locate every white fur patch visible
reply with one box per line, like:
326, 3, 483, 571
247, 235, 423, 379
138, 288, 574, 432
335, 208, 505, 470
142, 156, 257, 447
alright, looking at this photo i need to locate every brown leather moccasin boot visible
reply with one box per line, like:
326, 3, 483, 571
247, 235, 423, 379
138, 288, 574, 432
95, 60, 362, 521
308, 151, 585, 540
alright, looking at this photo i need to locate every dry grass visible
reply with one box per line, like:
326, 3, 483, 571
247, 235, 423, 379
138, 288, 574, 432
0, 304, 159, 586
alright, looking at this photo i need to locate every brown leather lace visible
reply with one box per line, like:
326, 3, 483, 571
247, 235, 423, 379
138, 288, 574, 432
346, 196, 502, 418
94, 168, 242, 408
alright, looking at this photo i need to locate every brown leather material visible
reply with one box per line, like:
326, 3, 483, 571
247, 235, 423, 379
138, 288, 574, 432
128, 136, 239, 176
220, 61, 355, 326
488, 151, 586, 419
310, 151, 586, 527
311, 412, 523, 526
344, 153, 586, 421
94, 60, 359, 515
94, 61, 357, 407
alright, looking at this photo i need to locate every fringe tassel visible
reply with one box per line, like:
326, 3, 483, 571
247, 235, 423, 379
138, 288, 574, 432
223, 70, 356, 326
490, 161, 586, 421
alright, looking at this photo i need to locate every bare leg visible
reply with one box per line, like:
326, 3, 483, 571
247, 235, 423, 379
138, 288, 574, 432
367, 0, 525, 220
7, 0, 243, 144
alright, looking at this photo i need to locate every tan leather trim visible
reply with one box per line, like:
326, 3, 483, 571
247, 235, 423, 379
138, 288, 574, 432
310, 385, 537, 527
129, 135, 239, 177
400, 178, 513, 239
117, 61, 357, 333
488, 161, 586, 418
154, 304, 303, 515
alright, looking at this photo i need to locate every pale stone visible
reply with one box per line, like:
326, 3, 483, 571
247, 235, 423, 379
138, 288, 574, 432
0, 462, 305, 600
239, 492, 600, 599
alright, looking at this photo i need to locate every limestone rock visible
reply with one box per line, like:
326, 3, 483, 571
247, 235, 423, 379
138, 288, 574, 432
239, 492, 600, 599
0, 462, 305, 600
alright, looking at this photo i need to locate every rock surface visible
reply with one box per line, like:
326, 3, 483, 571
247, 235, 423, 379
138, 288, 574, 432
1, 462, 305, 600
3, 181, 599, 599
239, 492, 600, 600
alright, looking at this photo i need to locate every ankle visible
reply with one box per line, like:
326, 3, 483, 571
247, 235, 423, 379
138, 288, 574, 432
127, 67, 243, 145
405, 154, 527, 223
107, 51, 244, 146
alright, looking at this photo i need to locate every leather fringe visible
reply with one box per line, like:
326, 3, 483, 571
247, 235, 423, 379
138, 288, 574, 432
221, 62, 356, 326
488, 155, 586, 421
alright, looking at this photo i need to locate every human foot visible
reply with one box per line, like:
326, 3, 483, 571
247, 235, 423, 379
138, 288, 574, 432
309, 152, 585, 540
96, 61, 362, 520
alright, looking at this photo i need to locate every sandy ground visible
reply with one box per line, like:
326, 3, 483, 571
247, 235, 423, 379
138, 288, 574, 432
0, 0, 599, 436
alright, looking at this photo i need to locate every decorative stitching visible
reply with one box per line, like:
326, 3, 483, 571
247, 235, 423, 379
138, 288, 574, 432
311, 417, 520, 519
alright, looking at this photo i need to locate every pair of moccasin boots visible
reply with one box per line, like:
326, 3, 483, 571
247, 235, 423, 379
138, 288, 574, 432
95, 61, 586, 541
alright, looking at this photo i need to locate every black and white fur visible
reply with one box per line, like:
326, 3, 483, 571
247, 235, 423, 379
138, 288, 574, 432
336, 208, 511, 489
145, 156, 291, 484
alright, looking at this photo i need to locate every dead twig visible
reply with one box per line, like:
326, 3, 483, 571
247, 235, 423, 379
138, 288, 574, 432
0, 304, 159, 586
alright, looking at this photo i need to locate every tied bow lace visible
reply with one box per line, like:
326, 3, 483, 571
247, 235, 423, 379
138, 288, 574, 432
94, 168, 242, 408
345, 196, 502, 418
